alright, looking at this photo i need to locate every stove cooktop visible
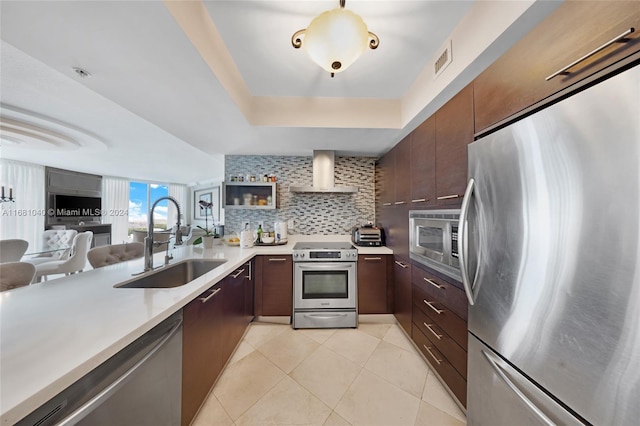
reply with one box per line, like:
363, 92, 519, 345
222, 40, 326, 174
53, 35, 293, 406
292, 242, 355, 251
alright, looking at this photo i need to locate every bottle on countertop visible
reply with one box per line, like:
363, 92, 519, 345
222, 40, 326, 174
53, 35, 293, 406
256, 224, 263, 244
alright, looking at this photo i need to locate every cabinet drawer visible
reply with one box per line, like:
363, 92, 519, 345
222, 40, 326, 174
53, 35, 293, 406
412, 323, 467, 406
412, 266, 467, 321
413, 307, 467, 377
413, 285, 467, 350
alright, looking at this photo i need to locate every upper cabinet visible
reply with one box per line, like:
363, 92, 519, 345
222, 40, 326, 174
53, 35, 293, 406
378, 148, 395, 208
393, 135, 412, 207
224, 182, 276, 209
410, 115, 436, 208
435, 84, 474, 207
474, 1, 640, 133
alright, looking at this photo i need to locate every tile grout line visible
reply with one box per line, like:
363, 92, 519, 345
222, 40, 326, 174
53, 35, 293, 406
207, 323, 466, 425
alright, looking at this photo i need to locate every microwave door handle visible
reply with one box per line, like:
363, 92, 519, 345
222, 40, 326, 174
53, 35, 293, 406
459, 178, 478, 305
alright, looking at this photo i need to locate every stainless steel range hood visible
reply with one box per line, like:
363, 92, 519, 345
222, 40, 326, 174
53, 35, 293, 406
289, 150, 358, 193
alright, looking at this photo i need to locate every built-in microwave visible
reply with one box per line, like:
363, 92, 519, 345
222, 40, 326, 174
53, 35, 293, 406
409, 209, 461, 282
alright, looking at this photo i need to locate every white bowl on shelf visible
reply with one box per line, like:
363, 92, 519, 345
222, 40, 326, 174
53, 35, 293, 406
261, 236, 275, 244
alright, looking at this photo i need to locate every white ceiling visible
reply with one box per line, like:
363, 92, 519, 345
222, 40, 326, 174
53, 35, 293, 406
0, 0, 560, 184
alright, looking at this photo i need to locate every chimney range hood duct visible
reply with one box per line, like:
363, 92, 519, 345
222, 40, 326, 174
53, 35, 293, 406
289, 150, 358, 193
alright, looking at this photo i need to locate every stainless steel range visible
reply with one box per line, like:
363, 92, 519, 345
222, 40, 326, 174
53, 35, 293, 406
292, 242, 358, 329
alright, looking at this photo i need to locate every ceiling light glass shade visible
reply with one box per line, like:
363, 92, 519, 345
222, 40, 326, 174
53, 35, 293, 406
304, 8, 368, 74
292, 1, 378, 77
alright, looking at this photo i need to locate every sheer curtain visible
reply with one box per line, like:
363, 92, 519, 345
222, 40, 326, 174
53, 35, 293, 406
168, 184, 187, 227
0, 159, 45, 251
102, 176, 130, 244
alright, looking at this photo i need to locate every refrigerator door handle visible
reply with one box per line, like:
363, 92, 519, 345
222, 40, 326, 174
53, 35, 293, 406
459, 178, 478, 305
482, 350, 555, 426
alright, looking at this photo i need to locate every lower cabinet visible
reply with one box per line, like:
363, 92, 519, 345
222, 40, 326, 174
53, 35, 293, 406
393, 257, 412, 336
413, 323, 467, 405
182, 282, 224, 426
221, 266, 251, 362
254, 255, 293, 317
357, 254, 392, 314
181, 264, 254, 426
411, 263, 468, 406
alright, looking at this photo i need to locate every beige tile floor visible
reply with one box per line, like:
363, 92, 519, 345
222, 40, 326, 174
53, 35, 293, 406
193, 319, 466, 426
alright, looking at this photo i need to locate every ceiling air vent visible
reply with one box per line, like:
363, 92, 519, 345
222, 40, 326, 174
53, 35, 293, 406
434, 39, 452, 78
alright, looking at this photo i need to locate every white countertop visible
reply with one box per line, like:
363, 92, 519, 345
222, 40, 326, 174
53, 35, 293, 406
0, 235, 391, 424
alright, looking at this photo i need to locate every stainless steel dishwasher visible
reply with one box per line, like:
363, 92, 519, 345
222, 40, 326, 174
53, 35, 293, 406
18, 311, 182, 426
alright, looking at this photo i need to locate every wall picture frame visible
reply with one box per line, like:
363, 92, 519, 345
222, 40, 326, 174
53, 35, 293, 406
193, 186, 220, 222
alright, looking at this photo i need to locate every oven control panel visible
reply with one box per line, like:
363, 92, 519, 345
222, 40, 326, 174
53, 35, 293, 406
293, 250, 358, 261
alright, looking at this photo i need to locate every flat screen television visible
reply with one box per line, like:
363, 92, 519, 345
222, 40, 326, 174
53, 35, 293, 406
54, 194, 102, 218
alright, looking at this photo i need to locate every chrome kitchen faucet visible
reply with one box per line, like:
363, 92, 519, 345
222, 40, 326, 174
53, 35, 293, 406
144, 196, 183, 272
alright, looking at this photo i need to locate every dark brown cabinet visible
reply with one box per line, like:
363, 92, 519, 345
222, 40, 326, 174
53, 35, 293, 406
474, 1, 640, 133
244, 259, 255, 323
221, 266, 250, 362
393, 257, 412, 336
413, 323, 467, 405
377, 149, 395, 208
393, 136, 412, 206
255, 255, 293, 317
411, 263, 468, 407
435, 83, 474, 207
357, 254, 392, 314
412, 266, 467, 322
182, 282, 224, 426
410, 116, 436, 208
182, 263, 255, 425
377, 85, 472, 260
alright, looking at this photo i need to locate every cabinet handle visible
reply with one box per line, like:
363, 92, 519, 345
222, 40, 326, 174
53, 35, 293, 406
382, 202, 392, 206
411, 198, 427, 203
424, 277, 444, 289
231, 268, 245, 279
199, 287, 221, 303
364, 257, 382, 261
423, 345, 442, 365
423, 322, 442, 340
394, 201, 407, 205
246, 261, 252, 280
546, 28, 635, 81
394, 260, 408, 269
423, 299, 444, 315
437, 194, 460, 200
268, 258, 287, 262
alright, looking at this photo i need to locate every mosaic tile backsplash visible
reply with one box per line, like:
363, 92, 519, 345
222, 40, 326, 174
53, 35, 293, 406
225, 155, 376, 235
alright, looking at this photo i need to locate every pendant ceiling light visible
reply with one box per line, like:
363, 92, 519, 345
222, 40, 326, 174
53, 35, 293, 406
292, 0, 379, 77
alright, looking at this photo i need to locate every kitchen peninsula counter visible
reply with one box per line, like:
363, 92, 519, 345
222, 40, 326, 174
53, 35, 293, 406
0, 236, 391, 424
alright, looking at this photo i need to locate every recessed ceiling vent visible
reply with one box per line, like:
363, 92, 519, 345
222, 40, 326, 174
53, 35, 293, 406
434, 39, 452, 78
289, 150, 358, 193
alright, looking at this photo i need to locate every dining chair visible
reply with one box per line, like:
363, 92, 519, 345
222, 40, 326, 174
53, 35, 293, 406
34, 231, 93, 282
0, 261, 36, 291
27, 229, 78, 266
0, 239, 29, 263
87, 242, 144, 269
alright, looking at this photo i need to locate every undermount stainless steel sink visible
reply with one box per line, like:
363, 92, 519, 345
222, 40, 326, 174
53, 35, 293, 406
115, 259, 227, 289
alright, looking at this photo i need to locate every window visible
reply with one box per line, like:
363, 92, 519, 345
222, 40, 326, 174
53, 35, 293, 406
128, 182, 169, 237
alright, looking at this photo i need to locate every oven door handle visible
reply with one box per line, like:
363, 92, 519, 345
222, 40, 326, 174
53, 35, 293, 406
302, 313, 349, 319
297, 264, 354, 269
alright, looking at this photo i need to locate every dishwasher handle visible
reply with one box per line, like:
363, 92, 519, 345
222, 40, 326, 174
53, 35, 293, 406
56, 318, 183, 426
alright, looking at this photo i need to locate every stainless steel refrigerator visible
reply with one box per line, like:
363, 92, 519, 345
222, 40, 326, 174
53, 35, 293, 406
459, 63, 640, 425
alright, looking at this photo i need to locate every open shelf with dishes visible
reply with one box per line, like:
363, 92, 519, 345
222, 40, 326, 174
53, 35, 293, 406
223, 182, 276, 209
